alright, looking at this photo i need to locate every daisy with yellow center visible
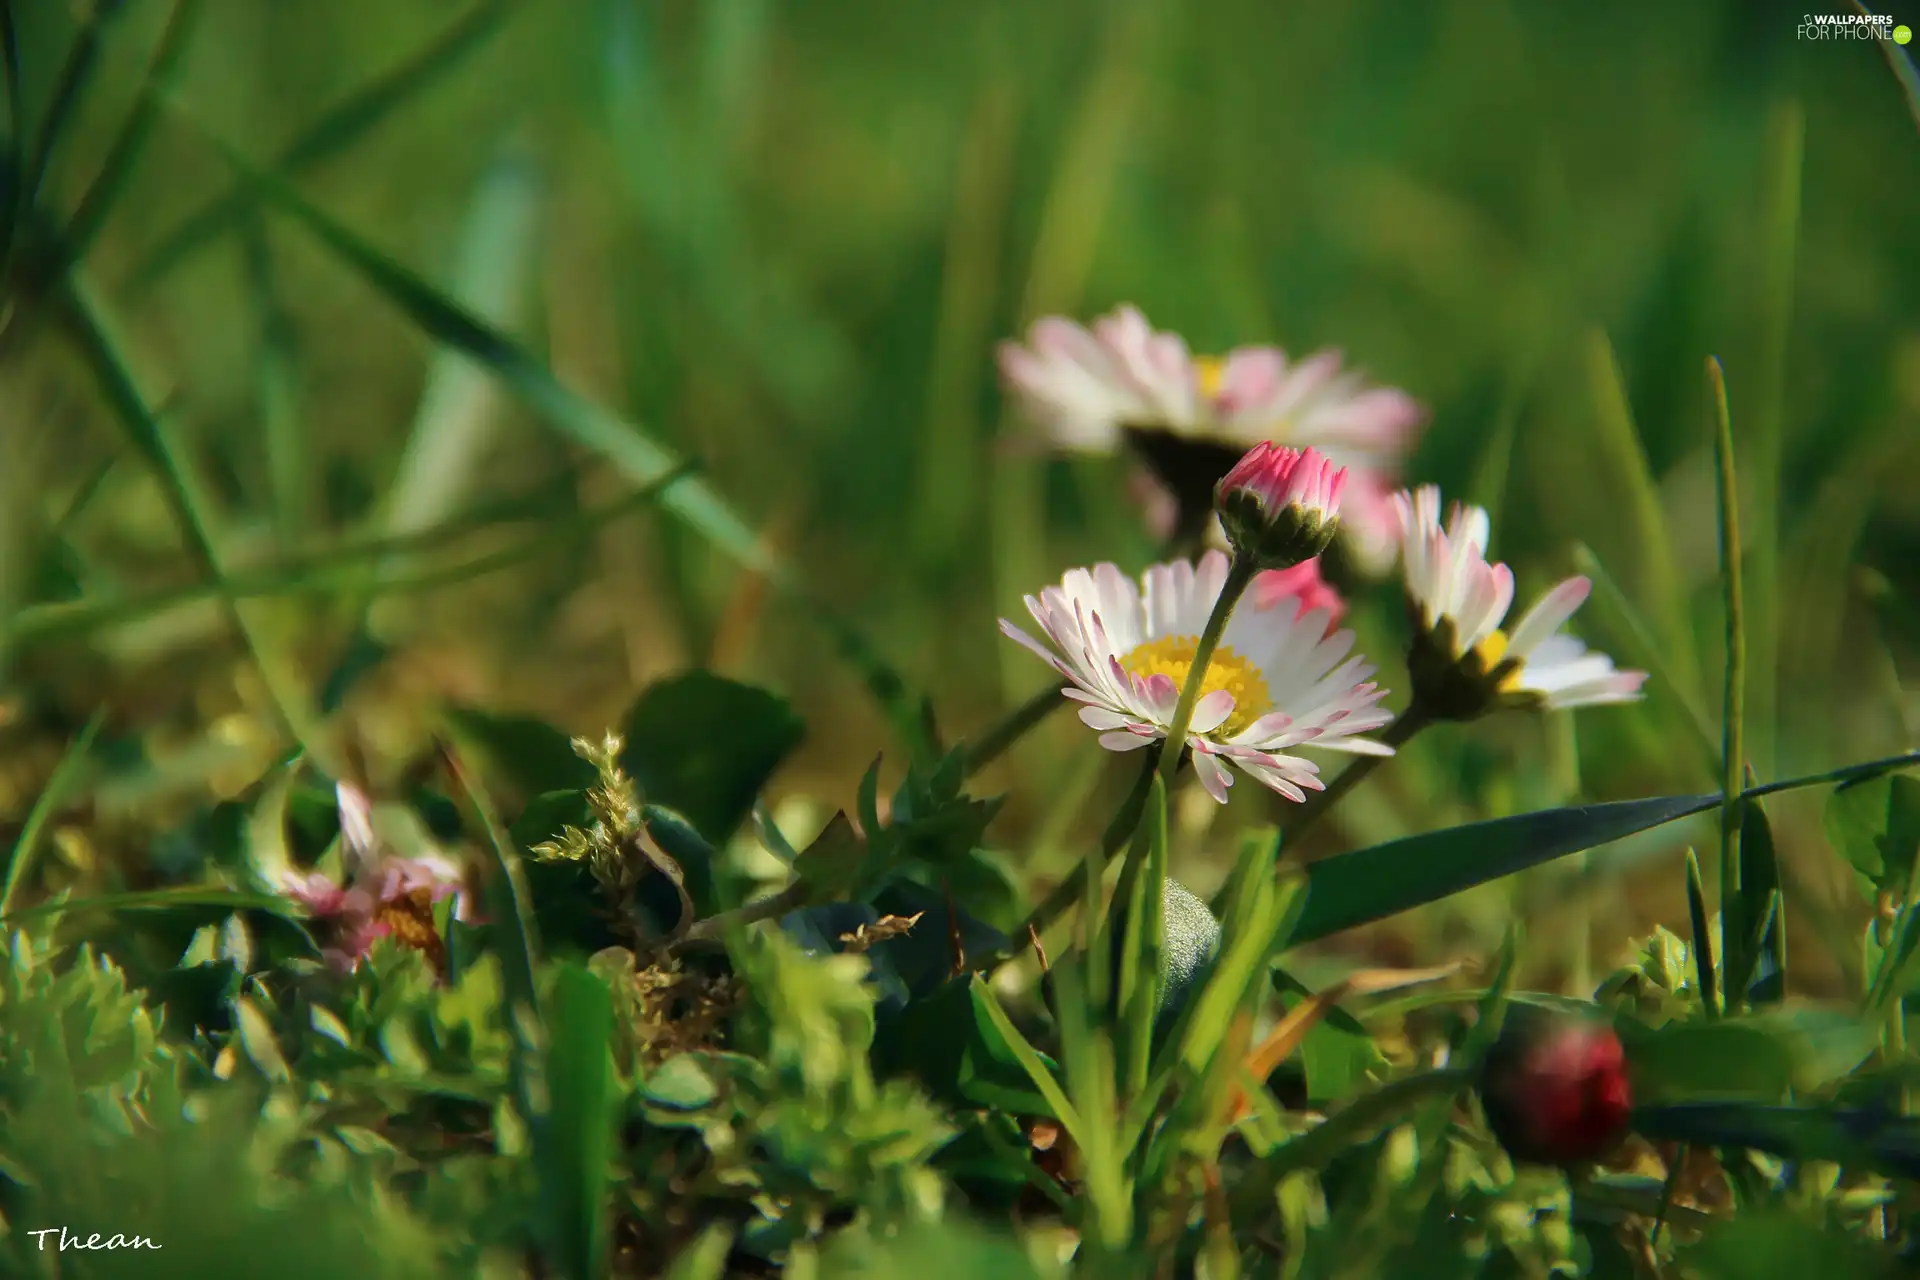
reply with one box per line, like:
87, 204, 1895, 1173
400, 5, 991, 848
1391, 486, 1648, 714
998, 549, 1395, 804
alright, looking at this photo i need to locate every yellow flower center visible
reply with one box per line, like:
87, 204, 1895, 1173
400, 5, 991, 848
1120, 636, 1270, 739
1195, 355, 1226, 402
1472, 629, 1526, 693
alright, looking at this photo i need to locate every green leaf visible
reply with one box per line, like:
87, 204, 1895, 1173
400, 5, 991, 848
662, 1224, 735, 1280
232, 994, 291, 1083
444, 707, 596, 801
540, 964, 615, 1280
638, 1053, 720, 1113
867, 878, 1006, 1001
813, 1220, 1049, 1280
871, 977, 1058, 1117
1292, 995, 1390, 1105
639, 805, 720, 921
793, 811, 869, 900
621, 672, 805, 844
1288, 752, 1920, 947
1291, 793, 1721, 945
1825, 771, 1920, 894
1728, 800, 1785, 1006
1678, 1206, 1895, 1279
1624, 1009, 1875, 1103
1634, 1102, 1920, 1184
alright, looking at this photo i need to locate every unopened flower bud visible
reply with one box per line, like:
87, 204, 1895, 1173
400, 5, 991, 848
1214, 443, 1346, 570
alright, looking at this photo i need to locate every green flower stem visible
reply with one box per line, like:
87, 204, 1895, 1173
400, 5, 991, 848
1150, 555, 1260, 800
1708, 357, 1746, 1015
1272, 704, 1433, 853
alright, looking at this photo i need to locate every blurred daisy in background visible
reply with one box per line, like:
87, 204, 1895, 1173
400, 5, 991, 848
998, 548, 1394, 803
998, 304, 1425, 572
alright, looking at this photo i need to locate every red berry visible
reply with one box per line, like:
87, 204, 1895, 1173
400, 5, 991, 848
1480, 1012, 1632, 1166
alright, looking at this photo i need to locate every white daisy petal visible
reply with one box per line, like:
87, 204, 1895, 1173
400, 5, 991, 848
1099, 730, 1158, 752
1192, 749, 1235, 803
1505, 576, 1593, 661
1189, 689, 1237, 735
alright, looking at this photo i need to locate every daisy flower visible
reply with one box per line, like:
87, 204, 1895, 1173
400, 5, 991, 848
998, 548, 1394, 803
1391, 486, 1648, 716
997, 304, 1424, 569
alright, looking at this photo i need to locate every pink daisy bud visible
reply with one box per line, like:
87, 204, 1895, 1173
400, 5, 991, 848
1214, 443, 1347, 570
1250, 558, 1345, 628
1480, 1011, 1632, 1167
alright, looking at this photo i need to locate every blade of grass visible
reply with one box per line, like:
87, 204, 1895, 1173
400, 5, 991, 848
129, 0, 519, 287
1573, 541, 1718, 779
161, 99, 781, 579
1781, 422, 1916, 735
1743, 102, 1804, 780
241, 212, 310, 546
913, 79, 1018, 567
0, 886, 295, 925
435, 734, 555, 1268
57, 0, 207, 268
4, 463, 698, 647
971, 974, 1088, 1148
542, 965, 615, 1280
0, 708, 104, 918
361, 142, 544, 635
1853, 0, 1920, 134
1118, 776, 1169, 1101
1709, 356, 1748, 1013
52, 272, 320, 757
1582, 329, 1700, 702
0, 0, 23, 273
1685, 847, 1719, 1017
990, 0, 1161, 733
21, 0, 120, 207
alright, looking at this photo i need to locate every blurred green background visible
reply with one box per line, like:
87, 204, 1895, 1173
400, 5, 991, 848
0, 0, 1916, 993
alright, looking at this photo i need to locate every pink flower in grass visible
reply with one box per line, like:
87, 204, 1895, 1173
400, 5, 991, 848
1251, 558, 1345, 629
